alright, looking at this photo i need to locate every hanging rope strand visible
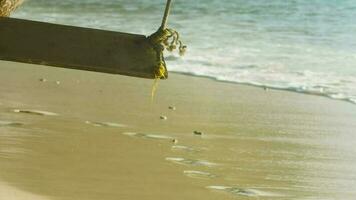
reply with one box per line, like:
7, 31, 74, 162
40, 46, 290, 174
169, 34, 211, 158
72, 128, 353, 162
161, 0, 172, 29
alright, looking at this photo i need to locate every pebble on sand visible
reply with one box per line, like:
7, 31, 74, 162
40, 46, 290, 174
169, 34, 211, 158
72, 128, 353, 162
168, 106, 176, 110
39, 78, 47, 82
172, 139, 178, 144
193, 131, 203, 136
56, 81, 61, 85
160, 115, 167, 120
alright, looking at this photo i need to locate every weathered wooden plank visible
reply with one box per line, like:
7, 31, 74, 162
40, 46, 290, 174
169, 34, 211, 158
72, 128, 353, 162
0, 17, 167, 79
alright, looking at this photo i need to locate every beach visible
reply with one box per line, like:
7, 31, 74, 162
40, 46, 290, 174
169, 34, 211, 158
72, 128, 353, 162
1, 60, 356, 200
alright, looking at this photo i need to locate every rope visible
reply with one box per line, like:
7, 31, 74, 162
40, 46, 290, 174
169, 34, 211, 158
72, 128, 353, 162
0, 0, 24, 17
161, 0, 172, 29
148, 0, 186, 82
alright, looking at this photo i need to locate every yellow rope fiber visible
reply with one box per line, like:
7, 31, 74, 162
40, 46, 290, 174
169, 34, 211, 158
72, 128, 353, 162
0, 0, 23, 17
151, 61, 166, 102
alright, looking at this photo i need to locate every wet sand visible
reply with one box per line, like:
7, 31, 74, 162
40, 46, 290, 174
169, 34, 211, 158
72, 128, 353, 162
1, 60, 356, 200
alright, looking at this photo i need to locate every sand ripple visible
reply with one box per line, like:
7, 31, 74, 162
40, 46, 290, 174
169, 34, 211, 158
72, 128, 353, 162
207, 185, 283, 197
171, 145, 199, 152
122, 132, 174, 140
0, 120, 23, 127
13, 109, 58, 116
85, 121, 126, 128
183, 170, 216, 179
165, 157, 218, 167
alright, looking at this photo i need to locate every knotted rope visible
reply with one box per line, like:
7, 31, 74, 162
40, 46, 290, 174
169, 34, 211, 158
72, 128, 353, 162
149, 0, 186, 80
0, 0, 23, 17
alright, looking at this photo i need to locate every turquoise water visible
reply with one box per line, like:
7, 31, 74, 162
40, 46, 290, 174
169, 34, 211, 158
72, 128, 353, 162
13, 0, 356, 104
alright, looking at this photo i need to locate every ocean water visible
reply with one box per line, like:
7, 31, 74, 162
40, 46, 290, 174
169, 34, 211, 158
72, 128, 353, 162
13, 0, 356, 104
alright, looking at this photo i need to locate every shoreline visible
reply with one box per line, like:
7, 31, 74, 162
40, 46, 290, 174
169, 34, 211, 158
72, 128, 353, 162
170, 71, 356, 106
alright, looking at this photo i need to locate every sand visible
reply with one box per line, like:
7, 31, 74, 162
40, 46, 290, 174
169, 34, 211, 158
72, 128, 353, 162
0, 181, 50, 200
1, 60, 356, 200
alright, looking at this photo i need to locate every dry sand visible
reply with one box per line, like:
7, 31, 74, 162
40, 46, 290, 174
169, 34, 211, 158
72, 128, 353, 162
1, 60, 356, 200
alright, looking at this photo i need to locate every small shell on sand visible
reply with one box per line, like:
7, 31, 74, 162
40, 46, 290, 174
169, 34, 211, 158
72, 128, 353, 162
13, 109, 58, 116
55, 81, 61, 85
160, 115, 167, 120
